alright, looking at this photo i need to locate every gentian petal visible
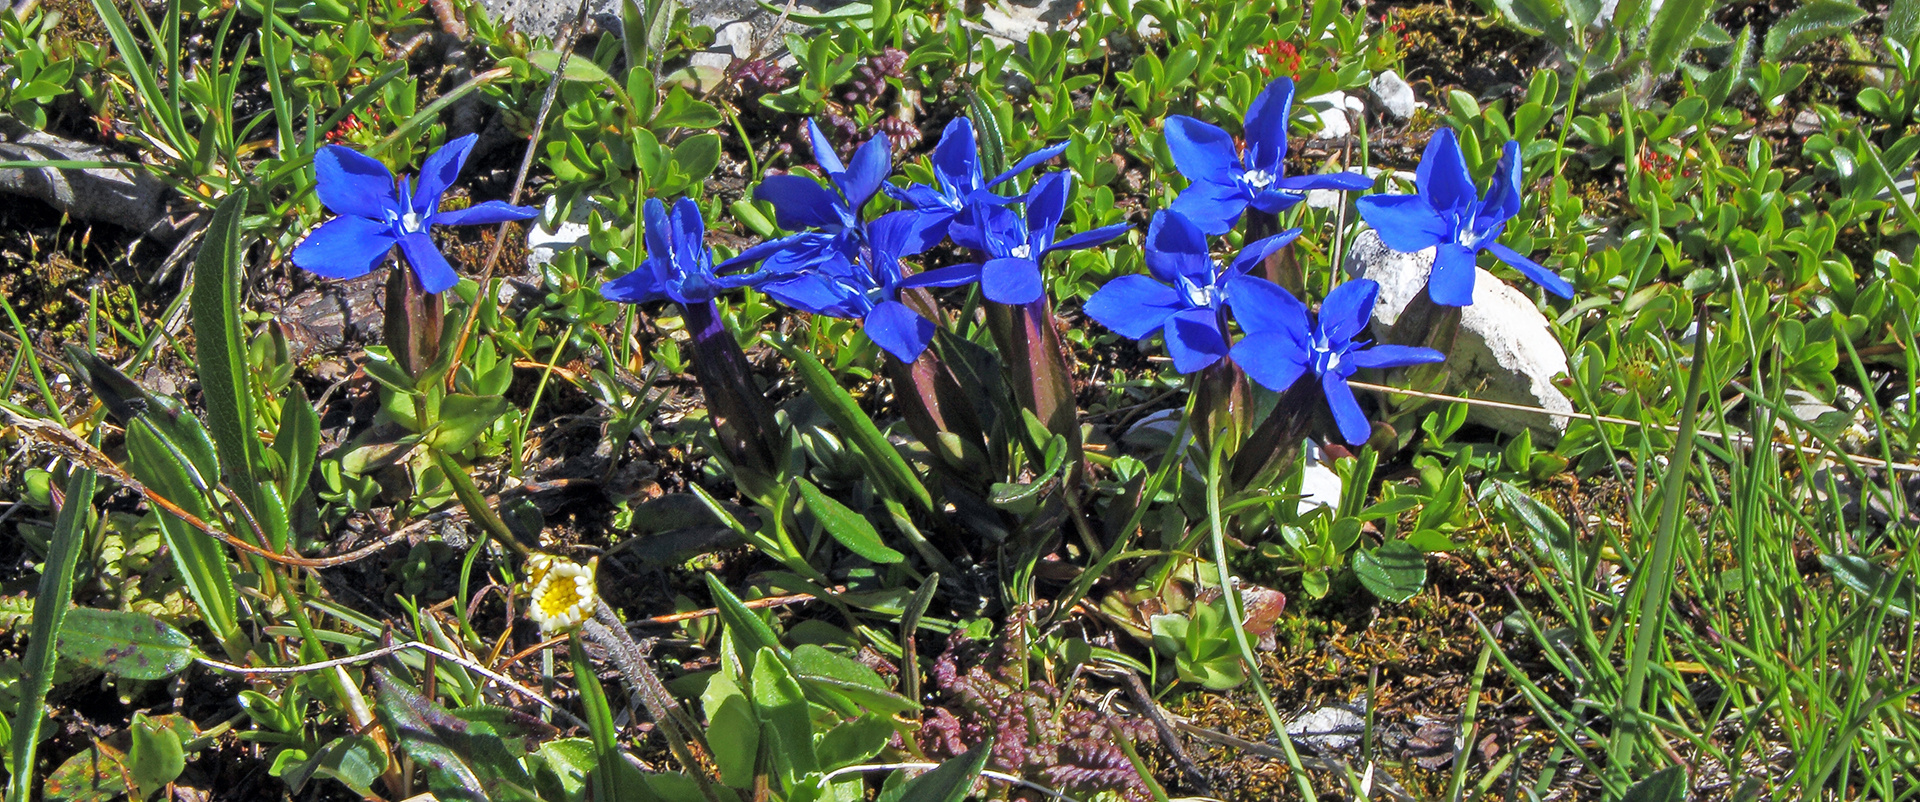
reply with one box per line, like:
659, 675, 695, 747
1416, 128, 1477, 217
1024, 171, 1070, 253
980, 257, 1045, 305
1084, 274, 1183, 340
1169, 176, 1252, 235
1274, 170, 1375, 191
807, 118, 846, 176
1228, 228, 1302, 276
1143, 210, 1213, 284
1049, 222, 1132, 253
1163, 115, 1242, 184
864, 300, 937, 362
870, 210, 945, 261
1349, 344, 1447, 369
1241, 76, 1295, 174
764, 273, 860, 316
1319, 278, 1379, 346
1223, 274, 1307, 341
899, 263, 983, 289
1248, 188, 1307, 215
1321, 371, 1372, 446
397, 232, 460, 294
1487, 242, 1574, 298
1428, 243, 1478, 307
671, 197, 710, 278
601, 264, 670, 303
291, 215, 395, 279
838, 134, 892, 210
890, 183, 958, 214
642, 198, 674, 270
1230, 332, 1309, 393
411, 134, 477, 214
1355, 194, 1451, 252
1163, 308, 1230, 374
717, 232, 811, 273
313, 145, 398, 220
987, 141, 1071, 187
432, 200, 540, 226
932, 117, 981, 195
754, 175, 847, 231
1479, 140, 1523, 232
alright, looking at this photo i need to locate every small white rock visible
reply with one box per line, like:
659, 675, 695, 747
1368, 70, 1418, 121
1347, 229, 1575, 441
1303, 91, 1352, 140
1297, 441, 1343, 515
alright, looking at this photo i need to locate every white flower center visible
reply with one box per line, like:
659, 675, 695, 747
1242, 169, 1275, 189
401, 211, 424, 233
1180, 276, 1216, 308
1010, 244, 1032, 259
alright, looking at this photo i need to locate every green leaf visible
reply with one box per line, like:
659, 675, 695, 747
1487, 480, 1576, 569
1644, 0, 1713, 77
751, 648, 818, 781
1620, 765, 1688, 802
1820, 554, 1916, 616
1761, 0, 1867, 58
795, 479, 904, 564
373, 668, 541, 802
10, 468, 95, 802
1352, 541, 1427, 603
879, 737, 993, 802
1891, 0, 1920, 47
128, 713, 186, 799
779, 341, 931, 510
428, 394, 510, 452
652, 86, 723, 129
701, 675, 760, 789
705, 574, 787, 660
672, 133, 722, 183
272, 383, 321, 503
125, 418, 242, 653
818, 714, 893, 770
43, 739, 130, 802
55, 608, 193, 680
527, 49, 616, 84
190, 191, 272, 540
314, 735, 388, 798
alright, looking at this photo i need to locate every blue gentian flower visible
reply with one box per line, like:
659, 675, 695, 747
1163, 77, 1374, 235
1228, 277, 1446, 445
734, 210, 961, 362
945, 171, 1132, 305
291, 134, 538, 293
1353, 129, 1573, 307
747, 119, 892, 276
601, 197, 755, 305
883, 116, 1069, 238
1083, 210, 1298, 374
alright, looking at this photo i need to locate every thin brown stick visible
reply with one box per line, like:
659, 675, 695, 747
1345, 380, 1920, 474
9, 413, 417, 567
623, 589, 830, 627
443, 0, 593, 391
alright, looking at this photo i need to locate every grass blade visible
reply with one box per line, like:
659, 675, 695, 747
8, 467, 96, 802
1609, 297, 1711, 783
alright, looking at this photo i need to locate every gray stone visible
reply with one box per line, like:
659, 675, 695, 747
1285, 706, 1365, 754
0, 117, 169, 235
1347, 229, 1574, 440
1368, 69, 1417, 121
481, 0, 812, 71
